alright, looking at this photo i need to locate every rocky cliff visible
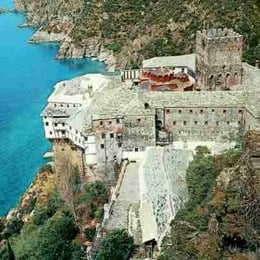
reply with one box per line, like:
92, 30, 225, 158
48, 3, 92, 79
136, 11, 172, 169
159, 131, 260, 260
15, 0, 260, 69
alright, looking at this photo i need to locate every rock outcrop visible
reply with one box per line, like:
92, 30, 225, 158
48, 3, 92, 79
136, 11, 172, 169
15, 0, 260, 69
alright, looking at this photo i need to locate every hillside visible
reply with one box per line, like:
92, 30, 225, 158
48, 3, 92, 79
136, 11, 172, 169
159, 131, 260, 259
15, 0, 260, 69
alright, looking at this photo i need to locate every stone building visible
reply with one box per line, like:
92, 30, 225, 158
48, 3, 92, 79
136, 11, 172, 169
41, 28, 260, 183
196, 28, 243, 90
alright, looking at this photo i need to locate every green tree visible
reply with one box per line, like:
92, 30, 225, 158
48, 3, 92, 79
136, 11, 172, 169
96, 229, 134, 260
83, 181, 108, 219
14, 212, 81, 260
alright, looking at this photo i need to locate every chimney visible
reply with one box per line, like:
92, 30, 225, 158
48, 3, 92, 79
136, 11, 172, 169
255, 60, 259, 69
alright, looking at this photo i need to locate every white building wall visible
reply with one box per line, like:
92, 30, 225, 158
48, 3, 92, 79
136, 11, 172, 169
84, 135, 97, 165
43, 117, 55, 139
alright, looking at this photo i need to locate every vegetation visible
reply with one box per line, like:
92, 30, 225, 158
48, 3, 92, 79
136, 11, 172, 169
39, 164, 53, 173
81, 181, 108, 220
71, 0, 260, 67
13, 211, 83, 260
159, 146, 245, 260
84, 226, 96, 242
96, 229, 134, 260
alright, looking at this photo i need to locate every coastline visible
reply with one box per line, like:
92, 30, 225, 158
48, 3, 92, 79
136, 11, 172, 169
14, 0, 116, 72
25, 29, 116, 72
0, 6, 106, 218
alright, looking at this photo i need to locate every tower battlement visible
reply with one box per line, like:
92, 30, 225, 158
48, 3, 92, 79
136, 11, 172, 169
197, 28, 242, 41
196, 28, 243, 90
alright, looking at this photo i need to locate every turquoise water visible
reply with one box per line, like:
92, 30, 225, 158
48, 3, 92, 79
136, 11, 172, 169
0, 6, 105, 215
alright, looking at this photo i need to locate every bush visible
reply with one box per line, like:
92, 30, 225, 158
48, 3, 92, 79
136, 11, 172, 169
15, 211, 79, 260
39, 164, 53, 173
186, 154, 217, 207
96, 229, 134, 260
84, 226, 96, 241
2, 216, 24, 239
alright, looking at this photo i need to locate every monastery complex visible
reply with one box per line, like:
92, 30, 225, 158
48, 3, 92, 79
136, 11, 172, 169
41, 28, 260, 246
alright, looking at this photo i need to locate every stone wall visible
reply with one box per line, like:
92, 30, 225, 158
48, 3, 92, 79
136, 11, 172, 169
139, 147, 193, 245
196, 29, 243, 90
161, 106, 245, 142
92, 118, 123, 182
244, 110, 260, 132
122, 115, 156, 152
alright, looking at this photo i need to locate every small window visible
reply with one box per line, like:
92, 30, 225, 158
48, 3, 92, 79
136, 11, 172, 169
45, 122, 49, 126
227, 121, 230, 125
116, 118, 120, 124
166, 109, 170, 114
73, 104, 76, 107
62, 123, 65, 127
205, 121, 208, 125
200, 109, 204, 114
109, 121, 112, 124
194, 121, 197, 125
178, 110, 182, 114
238, 121, 241, 125
173, 121, 176, 125
69, 126, 72, 130
135, 148, 139, 152
110, 133, 114, 138
101, 144, 104, 149
223, 109, 226, 114
54, 123, 58, 127
62, 130, 66, 135
137, 118, 141, 123
67, 104, 69, 108
44, 116, 47, 119
238, 109, 243, 114
54, 104, 57, 107
60, 104, 63, 107
100, 121, 103, 126
49, 131, 53, 135
118, 143, 122, 148
212, 109, 215, 112
85, 136, 88, 141
216, 121, 219, 125
183, 121, 187, 125
189, 109, 193, 113
102, 133, 105, 139
76, 130, 78, 134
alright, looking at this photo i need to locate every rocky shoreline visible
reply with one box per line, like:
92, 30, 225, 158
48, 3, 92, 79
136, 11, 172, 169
26, 29, 116, 71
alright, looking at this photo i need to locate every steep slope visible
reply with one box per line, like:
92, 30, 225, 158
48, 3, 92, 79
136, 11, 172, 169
15, 0, 260, 68
159, 131, 260, 260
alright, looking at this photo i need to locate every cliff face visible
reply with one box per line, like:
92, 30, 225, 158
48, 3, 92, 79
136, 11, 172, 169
159, 131, 260, 260
15, 0, 260, 68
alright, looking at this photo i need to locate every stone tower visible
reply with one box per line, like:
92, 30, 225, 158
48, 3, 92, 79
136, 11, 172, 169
196, 28, 243, 90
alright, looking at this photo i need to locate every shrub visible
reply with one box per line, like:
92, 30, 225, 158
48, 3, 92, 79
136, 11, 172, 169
84, 226, 96, 241
96, 229, 134, 260
39, 164, 53, 173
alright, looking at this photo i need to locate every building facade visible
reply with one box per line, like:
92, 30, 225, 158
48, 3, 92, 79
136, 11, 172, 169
41, 29, 260, 183
196, 28, 243, 90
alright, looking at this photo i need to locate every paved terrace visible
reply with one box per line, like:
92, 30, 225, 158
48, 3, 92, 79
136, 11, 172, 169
105, 162, 141, 242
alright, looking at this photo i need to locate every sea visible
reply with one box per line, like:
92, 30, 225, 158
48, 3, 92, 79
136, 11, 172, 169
0, 0, 106, 216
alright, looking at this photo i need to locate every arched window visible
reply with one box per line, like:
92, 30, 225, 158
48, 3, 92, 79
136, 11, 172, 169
208, 75, 214, 89
225, 73, 231, 88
